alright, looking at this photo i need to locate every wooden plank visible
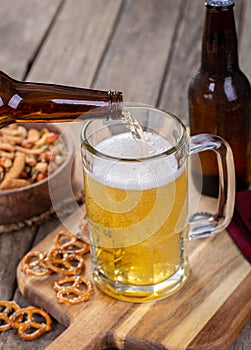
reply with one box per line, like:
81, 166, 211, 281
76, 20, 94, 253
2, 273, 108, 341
26, 0, 123, 87
0, 227, 36, 300
93, 0, 182, 103
189, 273, 251, 349
158, 0, 204, 124
16, 203, 251, 350
0, 0, 62, 79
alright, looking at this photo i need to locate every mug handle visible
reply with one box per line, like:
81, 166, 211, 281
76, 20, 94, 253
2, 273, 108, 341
188, 133, 235, 240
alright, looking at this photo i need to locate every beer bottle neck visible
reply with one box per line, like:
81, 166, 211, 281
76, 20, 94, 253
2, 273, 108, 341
0, 71, 123, 128
201, 4, 239, 74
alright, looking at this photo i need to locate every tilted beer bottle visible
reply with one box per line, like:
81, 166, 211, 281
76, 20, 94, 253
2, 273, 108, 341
0, 70, 123, 128
188, 0, 251, 196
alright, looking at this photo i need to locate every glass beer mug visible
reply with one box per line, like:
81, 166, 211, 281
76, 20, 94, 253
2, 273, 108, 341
81, 105, 235, 302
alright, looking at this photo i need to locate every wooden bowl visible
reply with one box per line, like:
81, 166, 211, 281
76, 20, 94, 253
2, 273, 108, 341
0, 123, 75, 226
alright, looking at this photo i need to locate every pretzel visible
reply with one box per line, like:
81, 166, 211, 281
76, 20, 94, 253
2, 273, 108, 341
0, 313, 10, 332
21, 251, 52, 276
54, 276, 94, 304
54, 230, 90, 255
20, 229, 93, 306
44, 248, 85, 275
0, 300, 20, 331
10, 306, 52, 341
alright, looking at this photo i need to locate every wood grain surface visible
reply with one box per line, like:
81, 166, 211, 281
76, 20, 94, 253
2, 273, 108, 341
0, 0, 250, 349
0, 0, 62, 80
17, 202, 251, 350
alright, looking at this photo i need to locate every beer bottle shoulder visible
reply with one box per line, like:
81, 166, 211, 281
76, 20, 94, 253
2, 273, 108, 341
188, 68, 251, 108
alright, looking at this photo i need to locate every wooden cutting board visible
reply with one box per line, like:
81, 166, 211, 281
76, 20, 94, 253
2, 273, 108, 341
17, 201, 251, 350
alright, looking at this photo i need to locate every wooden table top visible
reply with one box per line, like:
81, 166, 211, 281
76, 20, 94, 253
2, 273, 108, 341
0, 0, 250, 349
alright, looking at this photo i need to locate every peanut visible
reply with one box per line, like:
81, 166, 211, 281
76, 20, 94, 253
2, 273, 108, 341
21, 140, 35, 149
35, 162, 48, 173
0, 158, 13, 168
25, 155, 36, 167
27, 128, 40, 142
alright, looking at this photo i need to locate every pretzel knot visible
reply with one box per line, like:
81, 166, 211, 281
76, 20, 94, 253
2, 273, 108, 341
21, 251, 52, 276
54, 276, 94, 304
44, 248, 85, 275
9, 306, 52, 341
0, 301, 20, 331
54, 230, 90, 255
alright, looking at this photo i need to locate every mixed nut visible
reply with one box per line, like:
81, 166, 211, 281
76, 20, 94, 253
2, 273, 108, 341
0, 124, 67, 190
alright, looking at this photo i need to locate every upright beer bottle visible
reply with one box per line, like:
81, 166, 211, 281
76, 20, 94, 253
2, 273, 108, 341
0, 70, 123, 128
188, 0, 251, 196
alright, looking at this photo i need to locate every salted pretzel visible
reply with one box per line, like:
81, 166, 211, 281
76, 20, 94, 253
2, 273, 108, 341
21, 251, 52, 276
0, 300, 20, 331
54, 230, 90, 255
9, 306, 52, 341
54, 275, 94, 304
0, 314, 10, 332
44, 248, 85, 275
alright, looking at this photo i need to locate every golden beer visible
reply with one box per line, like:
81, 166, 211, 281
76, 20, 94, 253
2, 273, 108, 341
83, 132, 189, 302
81, 105, 235, 302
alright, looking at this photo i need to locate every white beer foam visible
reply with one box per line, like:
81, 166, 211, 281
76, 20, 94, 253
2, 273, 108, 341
90, 132, 184, 190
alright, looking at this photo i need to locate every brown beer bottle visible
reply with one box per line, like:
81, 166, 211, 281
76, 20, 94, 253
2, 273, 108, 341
0, 70, 123, 128
188, 0, 251, 196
